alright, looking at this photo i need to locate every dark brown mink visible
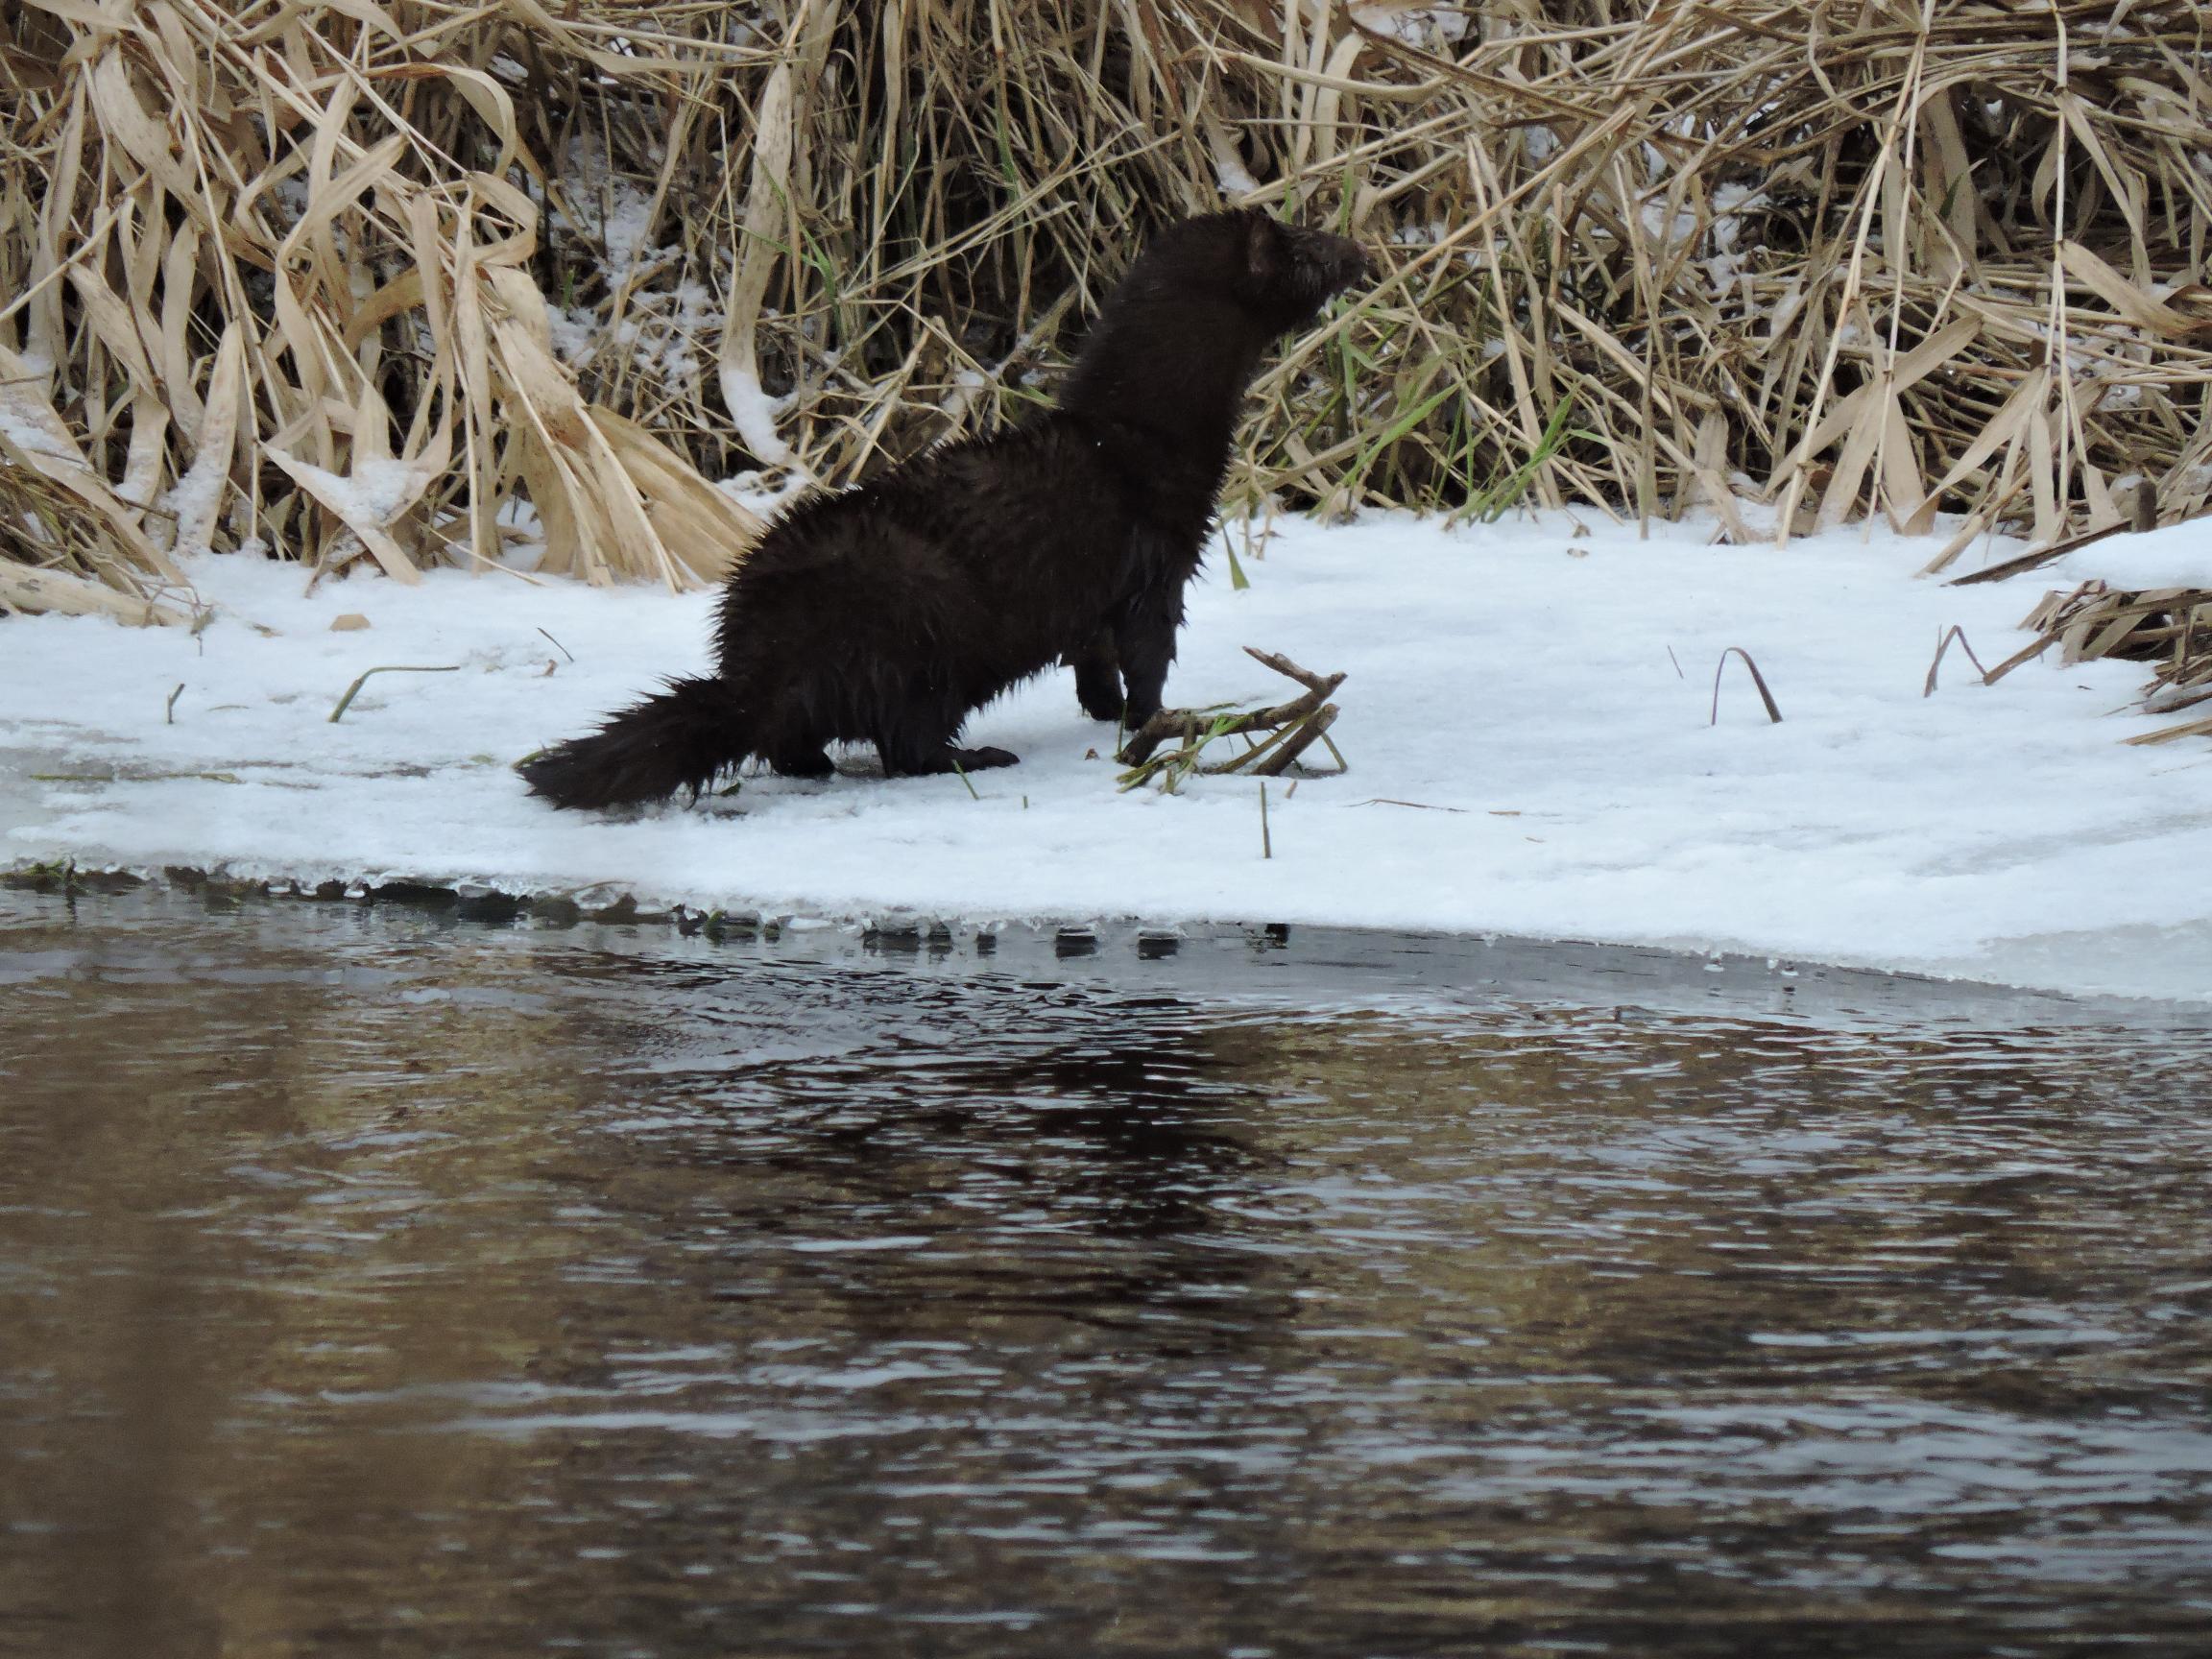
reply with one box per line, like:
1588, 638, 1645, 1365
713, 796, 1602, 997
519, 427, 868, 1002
517, 208, 1369, 810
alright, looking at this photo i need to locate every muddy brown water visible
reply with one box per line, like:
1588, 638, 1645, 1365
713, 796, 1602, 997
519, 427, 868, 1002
4, 886, 2211, 1658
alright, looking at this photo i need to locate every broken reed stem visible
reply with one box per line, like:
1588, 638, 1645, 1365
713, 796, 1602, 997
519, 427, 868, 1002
1709, 647, 1783, 727
1224, 704, 1341, 778
2004, 579, 2212, 743
1923, 626, 1990, 697
1946, 522, 2134, 589
327, 665, 461, 724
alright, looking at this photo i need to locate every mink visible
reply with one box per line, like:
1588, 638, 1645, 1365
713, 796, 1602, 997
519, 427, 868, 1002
518, 207, 1369, 810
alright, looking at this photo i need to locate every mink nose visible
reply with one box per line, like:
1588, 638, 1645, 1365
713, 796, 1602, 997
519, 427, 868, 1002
1329, 239, 1374, 293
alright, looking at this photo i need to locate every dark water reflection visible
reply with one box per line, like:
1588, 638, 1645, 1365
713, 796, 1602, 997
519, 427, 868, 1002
3, 890, 2211, 1657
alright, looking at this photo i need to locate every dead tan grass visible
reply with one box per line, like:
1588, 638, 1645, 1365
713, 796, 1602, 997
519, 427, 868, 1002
4, 0, 2211, 623
1991, 578, 2212, 744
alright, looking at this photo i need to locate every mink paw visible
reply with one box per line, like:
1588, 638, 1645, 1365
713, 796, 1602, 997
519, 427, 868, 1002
1077, 689, 1126, 723
1072, 661, 1126, 722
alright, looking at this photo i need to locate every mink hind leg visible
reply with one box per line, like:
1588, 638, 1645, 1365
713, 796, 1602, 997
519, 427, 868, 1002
747, 695, 838, 778
877, 736, 1021, 775
766, 743, 835, 778
870, 689, 1018, 776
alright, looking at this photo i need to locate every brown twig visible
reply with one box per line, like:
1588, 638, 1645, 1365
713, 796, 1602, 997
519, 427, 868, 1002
1117, 649, 1348, 790
1236, 703, 1340, 777
1118, 647, 1346, 767
1923, 626, 1990, 696
1945, 521, 2132, 588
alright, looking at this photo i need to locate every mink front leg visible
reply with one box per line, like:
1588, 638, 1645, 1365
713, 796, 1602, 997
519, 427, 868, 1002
1068, 628, 1125, 722
1112, 585, 1187, 729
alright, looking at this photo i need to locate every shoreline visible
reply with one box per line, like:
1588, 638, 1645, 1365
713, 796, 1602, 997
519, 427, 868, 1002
9, 510, 2212, 1006
12, 860, 2210, 1025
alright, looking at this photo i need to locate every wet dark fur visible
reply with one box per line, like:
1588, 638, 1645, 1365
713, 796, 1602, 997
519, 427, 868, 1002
518, 209, 1368, 810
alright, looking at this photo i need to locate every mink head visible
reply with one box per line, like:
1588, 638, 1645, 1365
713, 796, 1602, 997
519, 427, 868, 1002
1124, 208, 1371, 336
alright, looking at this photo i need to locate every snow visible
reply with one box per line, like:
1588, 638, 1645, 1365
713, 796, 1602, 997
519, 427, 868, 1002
272, 452, 423, 529
1211, 141, 1262, 200
1351, 5, 1472, 49
2056, 520, 2212, 590
159, 445, 228, 555
7, 510, 2212, 1004
718, 363, 797, 469
0, 407, 78, 464
548, 139, 665, 276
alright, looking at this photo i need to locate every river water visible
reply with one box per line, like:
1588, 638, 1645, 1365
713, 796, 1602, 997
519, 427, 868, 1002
4, 888, 2210, 1656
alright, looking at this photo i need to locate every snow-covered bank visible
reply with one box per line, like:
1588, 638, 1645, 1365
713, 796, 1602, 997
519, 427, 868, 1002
7, 512, 2212, 1003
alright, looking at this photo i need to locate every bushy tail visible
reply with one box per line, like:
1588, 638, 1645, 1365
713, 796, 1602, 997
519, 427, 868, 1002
518, 675, 752, 810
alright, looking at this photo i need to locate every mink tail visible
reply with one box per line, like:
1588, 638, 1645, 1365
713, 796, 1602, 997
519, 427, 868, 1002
517, 675, 752, 810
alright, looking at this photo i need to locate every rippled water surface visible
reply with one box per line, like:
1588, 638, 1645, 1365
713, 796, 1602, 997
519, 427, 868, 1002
4, 889, 2211, 1657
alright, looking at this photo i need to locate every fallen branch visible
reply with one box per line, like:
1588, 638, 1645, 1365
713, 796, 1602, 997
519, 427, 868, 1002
1117, 648, 1348, 792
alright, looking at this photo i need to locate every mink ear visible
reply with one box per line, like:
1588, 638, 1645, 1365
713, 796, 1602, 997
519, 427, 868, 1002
1243, 211, 1282, 288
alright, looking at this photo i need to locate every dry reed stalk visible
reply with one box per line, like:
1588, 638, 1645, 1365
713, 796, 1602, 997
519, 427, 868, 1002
5, 1, 2212, 623
1989, 578, 2212, 744
1, 0, 767, 613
